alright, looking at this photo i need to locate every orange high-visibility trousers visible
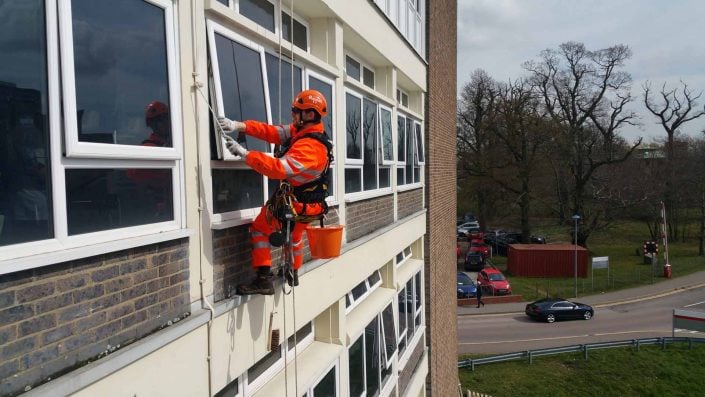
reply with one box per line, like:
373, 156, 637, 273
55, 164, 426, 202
250, 203, 324, 270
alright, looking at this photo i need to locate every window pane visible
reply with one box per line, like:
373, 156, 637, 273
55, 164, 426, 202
397, 289, 407, 352
216, 0, 229, 5
344, 168, 361, 193
265, 53, 302, 124
396, 167, 404, 187
0, 0, 53, 246
414, 166, 420, 183
405, 279, 413, 337
308, 77, 333, 137
214, 378, 238, 397
66, 169, 173, 235
248, 348, 281, 383
287, 322, 312, 349
415, 123, 424, 163
345, 94, 361, 159
72, 0, 172, 147
381, 303, 397, 363
378, 168, 390, 189
212, 169, 264, 213
283, 13, 308, 52
405, 118, 413, 183
240, 0, 275, 32
364, 319, 380, 397
363, 67, 374, 89
214, 33, 268, 152
396, 116, 405, 162
362, 99, 377, 191
367, 271, 381, 286
345, 56, 361, 81
351, 280, 367, 300
281, 12, 292, 42
312, 366, 336, 397
380, 109, 393, 162
348, 337, 364, 397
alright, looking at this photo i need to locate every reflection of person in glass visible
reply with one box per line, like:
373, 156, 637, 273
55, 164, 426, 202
218, 90, 333, 295
126, 101, 172, 218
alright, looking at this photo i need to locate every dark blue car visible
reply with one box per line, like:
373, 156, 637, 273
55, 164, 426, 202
457, 272, 477, 298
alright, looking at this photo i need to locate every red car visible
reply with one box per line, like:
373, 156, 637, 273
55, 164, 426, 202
477, 268, 511, 296
469, 240, 490, 258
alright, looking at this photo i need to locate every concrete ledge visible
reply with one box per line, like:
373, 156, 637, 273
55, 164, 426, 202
458, 295, 524, 306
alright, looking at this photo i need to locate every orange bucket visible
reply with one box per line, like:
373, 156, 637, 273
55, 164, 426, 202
306, 224, 344, 259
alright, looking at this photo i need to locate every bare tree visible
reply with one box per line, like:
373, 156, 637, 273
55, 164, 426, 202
524, 42, 641, 247
643, 80, 705, 240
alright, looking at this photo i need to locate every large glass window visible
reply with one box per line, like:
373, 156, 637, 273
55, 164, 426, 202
0, 0, 53, 247
396, 114, 423, 186
265, 54, 302, 124
397, 270, 423, 355
348, 337, 365, 397
347, 307, 395, 397
71, 0, 171, 147
362, 99, 379, 191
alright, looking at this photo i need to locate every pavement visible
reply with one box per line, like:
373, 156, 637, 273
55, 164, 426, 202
458, 268, 705, 316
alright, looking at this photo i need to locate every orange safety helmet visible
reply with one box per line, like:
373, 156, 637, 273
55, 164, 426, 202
292, 90, 327, 118
145, 101, 169, 123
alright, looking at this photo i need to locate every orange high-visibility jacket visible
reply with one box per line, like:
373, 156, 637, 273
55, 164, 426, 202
243, 120, 329, 186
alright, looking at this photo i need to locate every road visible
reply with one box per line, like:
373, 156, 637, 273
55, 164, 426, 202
458, 285, 705, 355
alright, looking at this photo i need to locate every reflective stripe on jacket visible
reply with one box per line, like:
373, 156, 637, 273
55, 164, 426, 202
244, 120, 328, 187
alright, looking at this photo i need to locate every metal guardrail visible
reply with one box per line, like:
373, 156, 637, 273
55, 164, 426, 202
458, 337, 705, 371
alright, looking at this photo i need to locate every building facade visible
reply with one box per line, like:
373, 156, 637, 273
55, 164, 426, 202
0, 0, 456, 396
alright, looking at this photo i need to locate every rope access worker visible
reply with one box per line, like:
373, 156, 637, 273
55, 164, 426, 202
218, 90, 333, 295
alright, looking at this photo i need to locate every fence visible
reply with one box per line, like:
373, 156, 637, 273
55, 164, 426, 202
458, 336, 705, 371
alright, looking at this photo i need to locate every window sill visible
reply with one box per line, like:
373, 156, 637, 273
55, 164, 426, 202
344, 188, 393, 203
0, 228, 193, 276
396, 183, 423, 192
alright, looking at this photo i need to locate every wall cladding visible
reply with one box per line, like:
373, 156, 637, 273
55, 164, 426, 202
397, 188, 423, 219
0, 239, 190, 396
425, 0, 459, 395
212, 207, 340, 302
345, 195, 394, 242
399, 337, 425, 396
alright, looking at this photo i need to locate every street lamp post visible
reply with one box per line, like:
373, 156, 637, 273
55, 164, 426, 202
572, 214, 581, 298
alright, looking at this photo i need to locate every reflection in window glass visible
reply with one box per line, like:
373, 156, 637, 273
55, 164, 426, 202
367, 270, 381, 286
396, 116, 405, 162
344, 168, 361, 193
379, 168, 390, 188
281, 12, 308, 51
72, 0, 171, 147
405, 118, 414, 183
348, 337, 364, 397
345, 94, 361, 159
345, 56, 360, 81
415, 123, 424, 163
405, 279, 413, 336
313, 366, 336, 397
351, 280, 367, 300
265, 54, 301, 124
212, 169, 264, 213
381, 303, 396, 363
397, 289, 407, 354
0, 0, 53, 247
214, 33, 268, 152
216, 0, 229, 5
308, 77, 333, 137
362, 99, 377, 191
240, 0, 275, 32
66, 169, 173, 235
364, 319, 380, 397
380, 109, 393, 162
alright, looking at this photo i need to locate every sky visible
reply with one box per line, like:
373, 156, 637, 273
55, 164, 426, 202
457, 0, 705, 143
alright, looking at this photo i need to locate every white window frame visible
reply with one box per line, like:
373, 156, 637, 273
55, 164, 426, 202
306, 361, 339, 397
378, 104, 395, 166
396, 113, 423, 188
397, 270, 424, 359
414, 121, 425, 165
345, 270, 383, 314
59, 0, 182, 160
396, 88, 409, 108
279, 6, 310, 53
344, 89, 365, 166
235, 0, 276, 33
1, 0, 187, 270
395, 245, 413, 266
305, 69, 338, 205
206, 19, 275, 223
344, 53, 375, 90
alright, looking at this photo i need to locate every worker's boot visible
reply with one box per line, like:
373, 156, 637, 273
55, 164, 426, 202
237, 267, 275, 295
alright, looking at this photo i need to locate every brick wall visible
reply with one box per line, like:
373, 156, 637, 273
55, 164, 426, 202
424, 0, 458, 395
345, 196, 394, 242
212, 208, 340, 302
399, 337, 425, 396
398, 188, 424, 219
0, 239, 190, 396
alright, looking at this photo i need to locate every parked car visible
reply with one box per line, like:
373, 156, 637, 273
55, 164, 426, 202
464, 251, 485, 271
477, 268, 511, 296
457, 272, 477, 298
525, 298, 594, 323
457, 221, 480, 238
468, 240, 490, 257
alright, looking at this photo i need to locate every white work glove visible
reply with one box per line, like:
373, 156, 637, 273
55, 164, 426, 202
223, 134, 249, 159
217, 117, 246, 133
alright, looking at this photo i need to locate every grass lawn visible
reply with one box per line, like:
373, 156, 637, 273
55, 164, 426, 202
459, 344, 705, 397
480, 220, 705, 302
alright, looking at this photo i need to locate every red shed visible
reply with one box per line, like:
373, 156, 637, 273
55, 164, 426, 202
507, 244, 588, 278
